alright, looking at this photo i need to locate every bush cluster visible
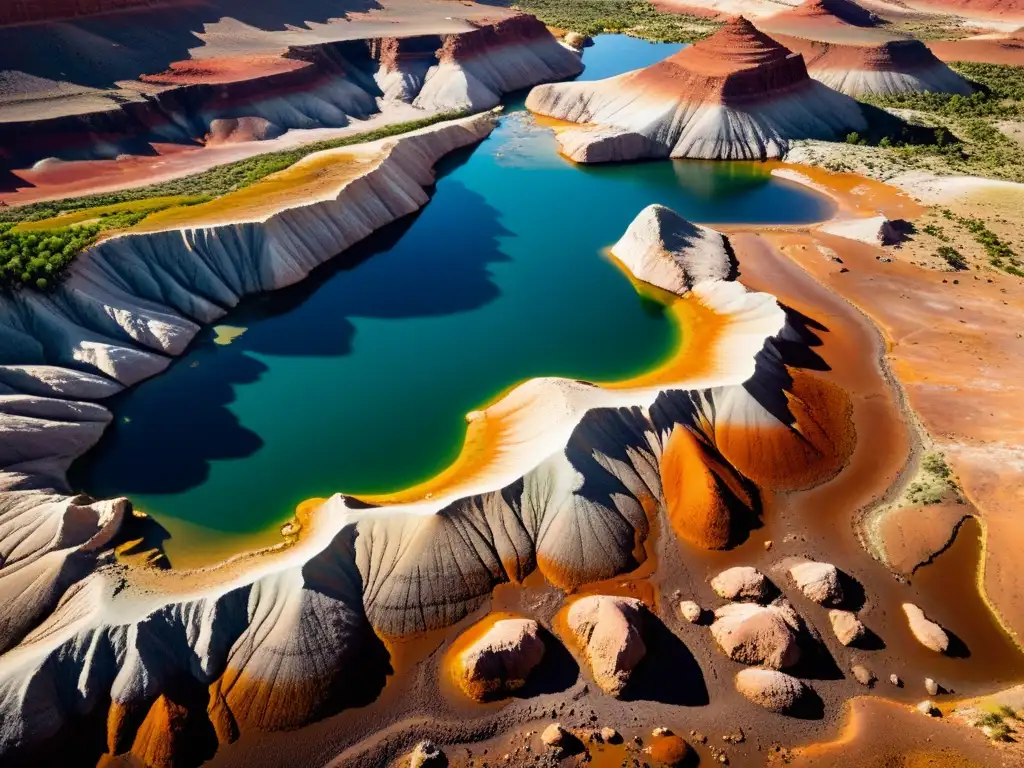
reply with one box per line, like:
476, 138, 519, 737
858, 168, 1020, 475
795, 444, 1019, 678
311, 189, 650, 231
0, 111, 467, 226
0, 223, 102, 290
512, 0, 716, 42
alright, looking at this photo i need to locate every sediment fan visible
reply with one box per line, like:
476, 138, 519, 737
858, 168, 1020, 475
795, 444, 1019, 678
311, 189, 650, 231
525, 17, 868, 162
0, 178, 853, 761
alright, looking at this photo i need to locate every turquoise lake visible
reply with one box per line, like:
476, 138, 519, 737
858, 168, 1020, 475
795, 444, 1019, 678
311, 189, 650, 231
71, 36, 834, 559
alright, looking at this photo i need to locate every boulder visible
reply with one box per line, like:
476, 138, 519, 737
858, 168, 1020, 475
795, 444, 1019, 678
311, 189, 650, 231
563, 31, 593, 49
851, 664, 875, 687
453, 617, 546, 701
680, 600, 703, 624
542, 723, 571, 751
819, 215, 906, 246
645, 731, 696, 767
610, 204, 733, 295
600, 727, 622, 744
710, 601, 802, 669
917, 700, 939, 717
409, 740, 447, 768
710, 566, 771, 602
890, 674, 902, 687
735, 668, 811, 714
902, 603, 950, 653
925, 678, 940, 696
567, 596, 647, 696
828, 609, 866, 646
789, 561, 844, 606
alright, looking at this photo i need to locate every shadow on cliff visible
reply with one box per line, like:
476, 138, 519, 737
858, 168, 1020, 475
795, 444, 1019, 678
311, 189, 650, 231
0, 0, 383, 90
70, 175, 509, 506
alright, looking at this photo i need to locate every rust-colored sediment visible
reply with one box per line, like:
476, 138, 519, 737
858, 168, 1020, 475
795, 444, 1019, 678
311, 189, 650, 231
878, 502, 969, 576
661, 424, 752, 550
790, 696, 995, 767
928, 32, 1024, 66
768, 170, 1024, 644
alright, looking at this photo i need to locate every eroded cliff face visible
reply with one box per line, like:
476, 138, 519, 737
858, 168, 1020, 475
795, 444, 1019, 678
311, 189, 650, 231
525, 17, 867, 162
0, 13, 583, 166
0, 186, 854, 763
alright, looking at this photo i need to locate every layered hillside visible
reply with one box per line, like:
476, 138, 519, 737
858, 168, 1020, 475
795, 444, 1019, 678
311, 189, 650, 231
0, 5, 583, 170
525, 16, 867, 161
756, 0, 974, 96
781, 35, 974, 95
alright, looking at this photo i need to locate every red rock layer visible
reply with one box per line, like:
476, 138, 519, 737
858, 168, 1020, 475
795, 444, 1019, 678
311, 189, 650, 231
139, 55, 311, 86
0, 0, 198, 27
780, 0, 879, 28
438, 13, 551, 62
929, 31, 1024, 66
780, 34, 950, 72
628, 17, 812, 105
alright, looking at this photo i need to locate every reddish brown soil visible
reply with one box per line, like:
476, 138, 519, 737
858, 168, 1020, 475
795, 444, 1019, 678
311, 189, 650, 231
139, 55, 310, 86
878, 503, 969, 575
0, 0, 200, 27
929, 32, 1024, 66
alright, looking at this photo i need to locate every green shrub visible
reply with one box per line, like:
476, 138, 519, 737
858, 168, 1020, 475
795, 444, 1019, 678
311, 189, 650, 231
511, 0, 717, 42
0, 223, 102, 290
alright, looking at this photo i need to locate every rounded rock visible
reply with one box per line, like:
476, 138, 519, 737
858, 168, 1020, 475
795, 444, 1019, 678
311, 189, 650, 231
567, 595, 647, 697
902, 603, 950, 653
925, 678, 940, 696
600, 727, 622, 744
680, 600, 703, 623
917, 700, 939, 717
851, 664, 875, 687
711, 602, 802, 669
711, 566, 771, 602
735, 668, 811, 714
453, 617, 546, 701
542, 723, 570, 750
789, 561, 844, 606
828, 609, 866, 647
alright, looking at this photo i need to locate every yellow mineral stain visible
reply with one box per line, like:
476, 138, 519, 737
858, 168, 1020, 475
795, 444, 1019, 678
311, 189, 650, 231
212, 325, 247, 346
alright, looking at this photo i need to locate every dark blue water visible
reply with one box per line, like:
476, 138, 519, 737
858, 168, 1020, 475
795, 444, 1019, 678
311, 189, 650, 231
72, 36, 833, 561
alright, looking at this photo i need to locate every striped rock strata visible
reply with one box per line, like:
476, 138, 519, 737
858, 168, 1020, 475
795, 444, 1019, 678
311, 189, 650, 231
0, 14, 582, 166
525, 16, 867, 161
0, 180, 853, 761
